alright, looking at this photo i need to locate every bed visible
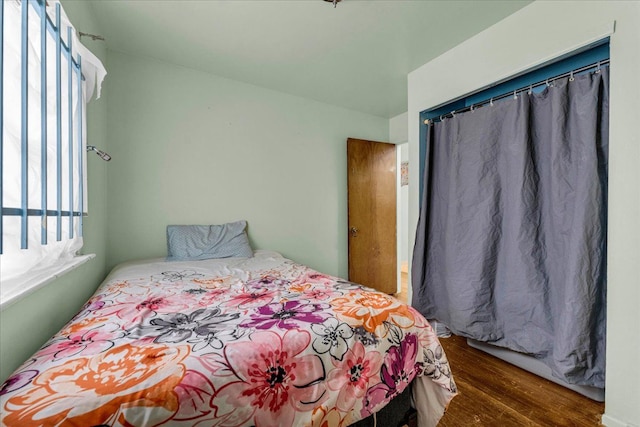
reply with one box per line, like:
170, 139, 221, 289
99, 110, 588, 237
0, 250, 456, 426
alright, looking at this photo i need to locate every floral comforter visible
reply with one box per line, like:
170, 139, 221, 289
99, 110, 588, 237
0, 251, 456, 427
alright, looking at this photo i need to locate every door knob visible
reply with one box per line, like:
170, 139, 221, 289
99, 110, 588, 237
350, 227, 359, 237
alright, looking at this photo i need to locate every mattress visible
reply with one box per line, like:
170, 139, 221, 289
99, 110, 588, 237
0, 250, 457, 426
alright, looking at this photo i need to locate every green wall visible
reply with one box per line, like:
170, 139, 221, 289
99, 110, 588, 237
106, 51, 388, 278
0, 1, 109, 382
1, 3, 389, 384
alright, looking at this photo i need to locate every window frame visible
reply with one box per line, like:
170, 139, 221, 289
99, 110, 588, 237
0, 0, 105, 310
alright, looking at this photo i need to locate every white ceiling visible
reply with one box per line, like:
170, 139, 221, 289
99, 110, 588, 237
87, 0, 531, 118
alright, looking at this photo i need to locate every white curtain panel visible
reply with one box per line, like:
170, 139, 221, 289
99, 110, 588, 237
1, 0, 106, 302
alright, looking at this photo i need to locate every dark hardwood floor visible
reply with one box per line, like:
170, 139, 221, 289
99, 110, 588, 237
395, 268, 603, 426
438, 335, 605, 426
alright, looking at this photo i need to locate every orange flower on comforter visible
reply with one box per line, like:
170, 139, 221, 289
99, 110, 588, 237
3, 343, 189, 426
331, 292, 416, 336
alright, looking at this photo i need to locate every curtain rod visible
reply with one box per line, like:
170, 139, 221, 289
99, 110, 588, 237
78, 31, 105, 42
424, 59, 610, 125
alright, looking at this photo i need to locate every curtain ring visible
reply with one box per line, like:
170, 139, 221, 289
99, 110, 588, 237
490, 97, 494, 106
569, 70, 575, 82
470, 104, 475, 112
513, 90, 518, 100
440, 115, 444, 121
528, 84, 533, 95
596, 61, 601, 73
451, 110, 456, 118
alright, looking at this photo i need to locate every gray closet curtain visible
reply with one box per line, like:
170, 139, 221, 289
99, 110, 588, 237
411, 67, 609, 388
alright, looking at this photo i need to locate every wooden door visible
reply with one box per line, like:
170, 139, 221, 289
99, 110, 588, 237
347, 138, 397, 294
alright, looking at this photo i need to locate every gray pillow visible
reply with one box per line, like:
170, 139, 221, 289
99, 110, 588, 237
166, 221, 253, 261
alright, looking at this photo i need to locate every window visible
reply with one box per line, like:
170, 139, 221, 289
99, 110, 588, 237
0, 0, 106, 308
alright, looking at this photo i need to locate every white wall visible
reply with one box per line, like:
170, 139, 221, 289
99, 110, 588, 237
390, 115, 410, 296
398, 144, 409, 264
407, 2, 639, 426
389, 112, 409, 144
106, 51, 388, 279
390, 112, 409, 293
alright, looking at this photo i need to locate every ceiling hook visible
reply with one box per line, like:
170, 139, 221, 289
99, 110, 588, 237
323, 0, 341, 7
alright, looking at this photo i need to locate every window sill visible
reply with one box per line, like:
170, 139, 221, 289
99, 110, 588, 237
0, 254, 96, 311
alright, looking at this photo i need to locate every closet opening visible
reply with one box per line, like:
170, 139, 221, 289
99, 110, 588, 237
412, 41, 610, 402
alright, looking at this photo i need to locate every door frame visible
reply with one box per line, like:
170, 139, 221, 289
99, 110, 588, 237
396, 143, 409, 298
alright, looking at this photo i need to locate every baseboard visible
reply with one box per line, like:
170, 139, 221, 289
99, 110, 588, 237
601, 413, 638, 427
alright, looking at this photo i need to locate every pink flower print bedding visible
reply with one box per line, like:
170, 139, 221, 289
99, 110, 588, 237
1, 251, 456, 426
